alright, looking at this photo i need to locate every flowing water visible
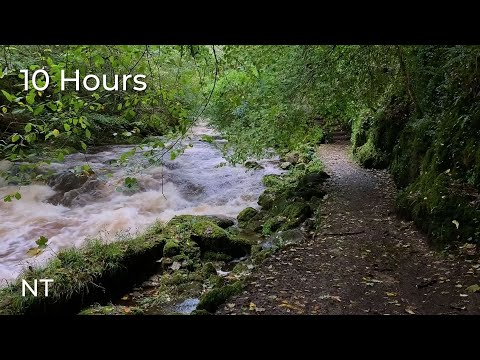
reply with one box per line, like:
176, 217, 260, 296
0, 122, 282, 283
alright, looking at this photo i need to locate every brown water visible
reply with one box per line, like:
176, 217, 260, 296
0, 122, 281, 284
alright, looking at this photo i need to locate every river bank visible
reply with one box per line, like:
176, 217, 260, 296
0, 122, 281, 283
0, 138, 324, 314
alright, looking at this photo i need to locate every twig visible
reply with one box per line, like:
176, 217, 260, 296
321, 230, 365, 236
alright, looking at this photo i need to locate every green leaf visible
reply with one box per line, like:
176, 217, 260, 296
73, 118, 78, 125
201, 135, 214, 143
33, 104, 44, 116
25, 123, 32, 133
124, 177, 137, 188
63, 123, 71, 131
11, 134, 20, 142
52, 129, 60, 137
81, 141, 87, 151
14, 192, 21, 200
170, 151, 177, 161
26, 91, 36, 105
0, 67, 3, 78
3, 195, 12, 202
57, 152, 65, 162
85, 128, 91, 139
47, 103, 57, 111
35, 236, 48, 248
1, 90, 16, 102
117, 103, 123, 110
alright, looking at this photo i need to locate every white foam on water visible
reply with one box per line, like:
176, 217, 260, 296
0, 121, 282, 283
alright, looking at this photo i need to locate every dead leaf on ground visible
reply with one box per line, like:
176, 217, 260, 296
466, 284, 480, 293
319, 295, 341, 302
249, 302, 256, 311
121, 295, 129, 300
278, 301, 304, 312
26, 247, 43, 257
405, 306, 416, 315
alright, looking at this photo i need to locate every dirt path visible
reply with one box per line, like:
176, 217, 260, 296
217, 143, 480, 315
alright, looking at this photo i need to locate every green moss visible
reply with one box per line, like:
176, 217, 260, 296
169, 214, 234, 229
163, 240, 181, 257
0, 224, 167, 315
191, 221, 227, 240
202, 262, 217, 278
258, 191, 275, 210
262, 216, 284, 235
208, 274, 225, 288
396, 170, 480, 245
196, 281, 244, 313
202, 251, 233, 262
166, 271, 189, 285
252, 249, 273, 264
262, 174, 283, 188
237, 207, 258, 225
354, 138, 388, 168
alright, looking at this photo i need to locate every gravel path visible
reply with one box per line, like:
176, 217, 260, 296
217, 143, 480, 315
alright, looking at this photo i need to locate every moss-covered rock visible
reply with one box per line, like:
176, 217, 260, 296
202, 215, 235, 229
262, 216, 285, 235
196, 281, 244, 313
280, 202, 312, 230
208, 274, 225, 288
244, 160, 264, 170
262, 174, 283, 188
258, 191, 275, 210
282, 151, 300, 165
163, 240, 181, 257
237, 207, 258, 224
202, 262, 217, 278
167, 214, 234, 230
202, 251, 233, 262
190, 220, 252, 257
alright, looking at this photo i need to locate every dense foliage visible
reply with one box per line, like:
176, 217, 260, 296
209, 45, 480, 245
0, 45, 216, 170
2, 45, 479, 245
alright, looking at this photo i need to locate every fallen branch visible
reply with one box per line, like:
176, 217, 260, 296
321, 230, 365, 236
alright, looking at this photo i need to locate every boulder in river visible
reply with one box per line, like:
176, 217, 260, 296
282, 151, 300, 165
237, 207, 258, 225
244, 160, 264, 170
280, 161, 292, 170
47, 171, 89, 193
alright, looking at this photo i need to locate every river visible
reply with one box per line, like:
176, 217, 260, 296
0, 122, 282, 284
